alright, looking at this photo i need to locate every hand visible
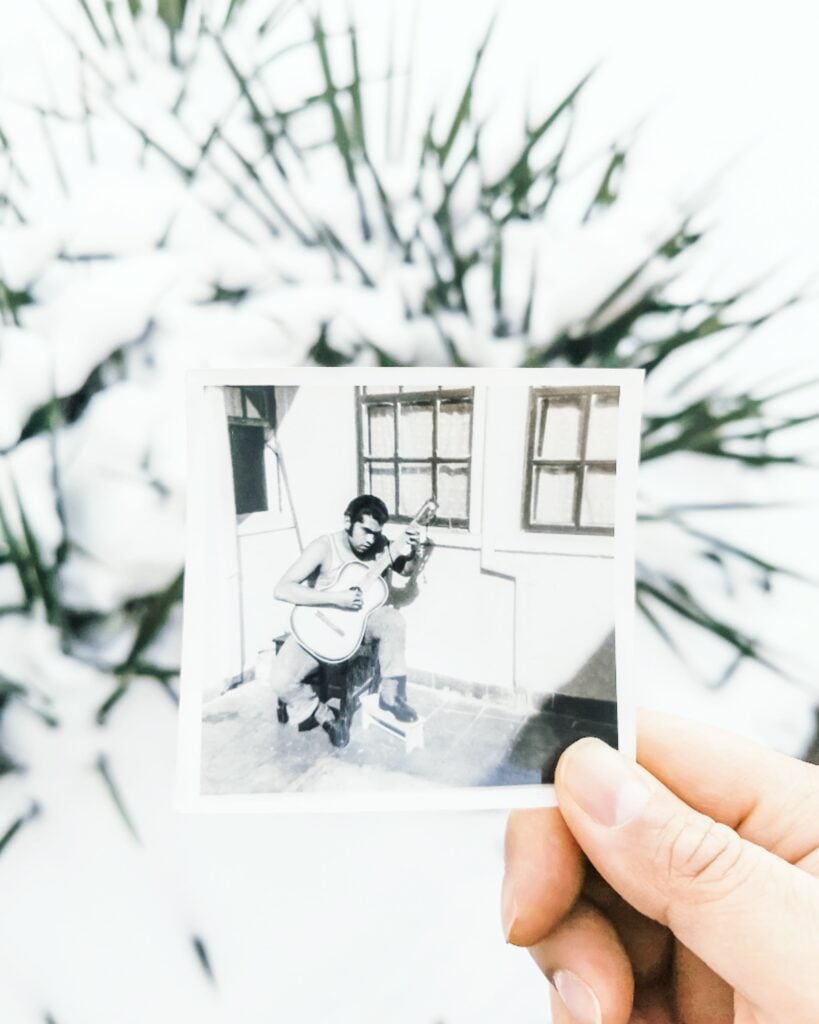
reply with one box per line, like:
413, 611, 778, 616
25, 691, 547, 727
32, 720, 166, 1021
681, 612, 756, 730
397, 525, 421, 559
501, 710, 819, 1024
332, 587, 363, 611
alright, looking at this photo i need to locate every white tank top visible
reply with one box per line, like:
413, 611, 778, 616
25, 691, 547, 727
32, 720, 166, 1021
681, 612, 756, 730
313, 532, 371, 590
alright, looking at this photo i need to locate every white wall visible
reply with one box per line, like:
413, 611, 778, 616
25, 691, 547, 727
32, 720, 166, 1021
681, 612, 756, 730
236, 386, 360, 667
277, 385, 359, 542
479, 386, 616, 696
238, 526, 300, 664
401, 546, 515, 690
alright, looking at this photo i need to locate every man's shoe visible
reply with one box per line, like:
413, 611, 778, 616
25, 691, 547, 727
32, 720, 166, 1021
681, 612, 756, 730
322, 716, 350, 748
378, 695, 418, 723
297, 709, 321, 732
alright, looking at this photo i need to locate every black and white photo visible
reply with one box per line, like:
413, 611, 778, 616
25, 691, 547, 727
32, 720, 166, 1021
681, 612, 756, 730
178, 368, 641, 811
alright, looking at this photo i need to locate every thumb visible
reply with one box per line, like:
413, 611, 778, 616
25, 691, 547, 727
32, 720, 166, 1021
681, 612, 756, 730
555, 738, 819, 1023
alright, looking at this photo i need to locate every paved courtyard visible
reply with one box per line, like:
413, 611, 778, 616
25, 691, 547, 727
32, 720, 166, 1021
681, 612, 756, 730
201, 677, 617, 796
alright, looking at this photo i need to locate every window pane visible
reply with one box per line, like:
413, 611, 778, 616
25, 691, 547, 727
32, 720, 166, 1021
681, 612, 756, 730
367, 404, 395, 457
398, 402, 433, 457
367, 462, 396, 515
585, 392, 619, 461
531, 466, 576, 526
436, 463, 469, 520
535, 396, 582, 460
224, 387, 243, 418
229, 424, 267, 514
580, 467, 616, 528
399, 463, 433, 518
438, 400, 472, 457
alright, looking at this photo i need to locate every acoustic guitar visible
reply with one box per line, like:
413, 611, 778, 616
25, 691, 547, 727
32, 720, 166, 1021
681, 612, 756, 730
290, 498, 437, 663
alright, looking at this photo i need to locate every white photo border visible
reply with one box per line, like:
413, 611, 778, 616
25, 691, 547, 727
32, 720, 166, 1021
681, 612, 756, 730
176, 366, 643, 813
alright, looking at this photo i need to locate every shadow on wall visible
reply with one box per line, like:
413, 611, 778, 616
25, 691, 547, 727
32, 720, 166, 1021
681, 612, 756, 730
558, 630, 616, 701
505, 631, 618, 784
388, 540, 435, 610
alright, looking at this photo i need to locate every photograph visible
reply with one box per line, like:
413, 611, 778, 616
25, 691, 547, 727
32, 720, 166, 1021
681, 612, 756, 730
177, 368, 642, 810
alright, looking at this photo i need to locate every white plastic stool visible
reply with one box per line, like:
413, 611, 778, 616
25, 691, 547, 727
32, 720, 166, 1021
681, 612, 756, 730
360, 693, 425, 752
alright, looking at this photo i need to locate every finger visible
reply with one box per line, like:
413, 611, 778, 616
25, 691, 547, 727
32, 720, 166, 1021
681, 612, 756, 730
502, 808, 584, 946
503, 811, 670, 978
555, 737, 819, 1022
672, 944, 734, 1024
637, 709, 819, 863
630, 989, 674, 1024
548, 991, 675, 1024
530, 901, 633, 1024
584, 871, 671, 985
549, 990, 575, 1024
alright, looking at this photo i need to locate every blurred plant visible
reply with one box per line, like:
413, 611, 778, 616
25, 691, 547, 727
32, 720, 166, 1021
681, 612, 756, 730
0, 0, 817, 818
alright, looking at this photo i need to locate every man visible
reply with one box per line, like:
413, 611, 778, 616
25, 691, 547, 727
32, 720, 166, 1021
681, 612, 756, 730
268, 494, 422, 747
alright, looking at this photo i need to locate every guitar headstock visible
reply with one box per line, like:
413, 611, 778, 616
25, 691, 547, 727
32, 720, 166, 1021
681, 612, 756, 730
413, 498, 438, 526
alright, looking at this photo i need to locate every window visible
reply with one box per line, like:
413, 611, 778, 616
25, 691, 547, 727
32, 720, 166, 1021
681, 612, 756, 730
523, 387, 619, 535
357, 386, 474, 528
224, 386, 284, 516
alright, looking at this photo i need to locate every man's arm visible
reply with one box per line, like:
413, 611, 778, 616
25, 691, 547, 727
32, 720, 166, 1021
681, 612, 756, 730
274, 538, 363, 610
388, 525, 422, 577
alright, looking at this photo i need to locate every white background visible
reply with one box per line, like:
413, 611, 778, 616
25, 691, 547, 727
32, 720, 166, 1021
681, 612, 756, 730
0, 2, 818, 1022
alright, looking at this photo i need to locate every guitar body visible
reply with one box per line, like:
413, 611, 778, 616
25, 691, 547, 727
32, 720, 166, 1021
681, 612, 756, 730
290, 561, 389, 663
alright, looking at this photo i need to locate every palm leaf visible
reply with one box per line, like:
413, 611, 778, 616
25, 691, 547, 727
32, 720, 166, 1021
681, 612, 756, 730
117, 570, 184, 674
0, 802, 40, 856
96, 753, 140, 842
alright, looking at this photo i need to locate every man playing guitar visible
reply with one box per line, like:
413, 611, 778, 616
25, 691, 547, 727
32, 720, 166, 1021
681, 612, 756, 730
268, 494, 422, 748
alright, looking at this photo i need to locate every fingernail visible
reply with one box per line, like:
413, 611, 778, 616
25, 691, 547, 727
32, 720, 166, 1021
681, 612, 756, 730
551, 969, 602, 1024
500, 873, 517, 942
561, 739, 650, 828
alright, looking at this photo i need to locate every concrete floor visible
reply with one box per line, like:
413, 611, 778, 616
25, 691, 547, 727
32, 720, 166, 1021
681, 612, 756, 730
200, 679, 617, 797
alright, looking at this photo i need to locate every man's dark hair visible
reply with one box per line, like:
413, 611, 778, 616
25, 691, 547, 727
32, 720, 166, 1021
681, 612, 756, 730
345, 494, 389, 526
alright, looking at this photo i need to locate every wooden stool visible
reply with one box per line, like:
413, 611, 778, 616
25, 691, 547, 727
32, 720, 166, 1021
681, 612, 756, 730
272, 634, 381, 733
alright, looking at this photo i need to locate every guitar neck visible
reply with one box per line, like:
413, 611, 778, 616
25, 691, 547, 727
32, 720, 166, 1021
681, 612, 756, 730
361, 549, 393, 587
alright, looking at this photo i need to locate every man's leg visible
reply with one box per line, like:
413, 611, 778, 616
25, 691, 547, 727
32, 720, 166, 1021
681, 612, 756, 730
365, 606, 417, 722
267, 637, 348, 744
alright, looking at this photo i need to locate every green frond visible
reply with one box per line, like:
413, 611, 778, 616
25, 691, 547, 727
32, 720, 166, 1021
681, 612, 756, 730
584, 147, 627, 221
12, 483, 63, 627
96, 753, 140, 842
435, 17, 495, 166
192, 935, 216, 983
96, 679, 130, 725
307, 323, 355, 367
0, 802, 40, 856
0, 495, 37, 609
116, 571, 184, 675
157, 0, 189, 34
77, 0, 108, 48
637, 574, 780, 678
223, 0, 248, 29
